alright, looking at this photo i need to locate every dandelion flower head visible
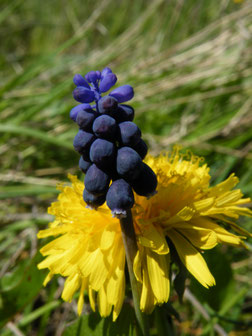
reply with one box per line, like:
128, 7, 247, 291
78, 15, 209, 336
38, 146, 252, 320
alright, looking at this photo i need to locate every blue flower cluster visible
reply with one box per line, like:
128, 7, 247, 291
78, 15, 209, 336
70, 67, 157, 217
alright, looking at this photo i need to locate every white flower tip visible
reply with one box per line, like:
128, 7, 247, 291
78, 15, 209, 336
86, 204, 98, 210
111, 209, 127, 219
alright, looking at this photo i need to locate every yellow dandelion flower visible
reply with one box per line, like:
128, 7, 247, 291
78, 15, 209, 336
38, 147, 252, 320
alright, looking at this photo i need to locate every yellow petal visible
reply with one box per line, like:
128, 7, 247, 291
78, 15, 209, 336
62, 273, 81, 302
37, 226, 69, 238
140, 262, 155, 314
166, 206, 195, 226
106, 247, 125, 305
209, 174, 238, 196
169, 230, 215, 288
177, 227, 218, 249
216, 190, 243, 207
146, 249, 170, 304
133, 249, 143, 283
190, 217, 244, 246
39, 234, 75, 256
88, 286, 96, 312
193, 198, 215, 212
97, 285, 112, 318
112, 276, 125, 321
214, 215, 252, 237
138, 223, 169, 254
38, 254, 63, 270
79, 249, 108, 291
43, 271, 53, 286
77, 278, 88, 315
100, 226, 116, 250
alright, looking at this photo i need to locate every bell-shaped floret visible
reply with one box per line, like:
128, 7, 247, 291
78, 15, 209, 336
99, 73, 117, 93
73, 87, 95, 103
76, 108, 97, 131
106, 179, 134, 217
101, 67, 112, 79
79, 156, 91, 173
85, 71, 100, 83
132, 163, 157, 197
84, 164, 110, 195
73, 130, 95, 154
116, 147, 142, 181
114, 104, 134, 123
109, 85, 134, 103
83, 188, 106, 209
92, 115, 117, 140
98, 96, 118, 115
90, 139, 116, 168
118, 121, 141, 147
132, 138, 148, 159
70, 103, 91, 122
96, 71, 101, 80
73, 74, 90, 88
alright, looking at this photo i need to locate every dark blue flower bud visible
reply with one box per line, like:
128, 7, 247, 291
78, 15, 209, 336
73, 87, 95, 103
73, 74, 90, 88
70, 103, 91, 122
83, 188, 106, 209
99, 73, 117, 93
85, 71, 99, 83
106, 179, 134, 217
118, 121, 141, 147
73, 130, 95, 154
109, 85, 134, 103
114, 104, 134, 123
92, 115, 117, 140
101, 67, 112, 79
84, 164, 110, 195
97, 96, 118, 115
79, 156, 91, 173
90, 139, 116, 168
81, 149, 91, 162
132, 163, 157, 197
76, 108, 97, 131
116, 147, 142, 181
132, 138, 148, 159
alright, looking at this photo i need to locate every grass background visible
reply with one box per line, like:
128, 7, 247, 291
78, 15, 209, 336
0, 0, 251, 335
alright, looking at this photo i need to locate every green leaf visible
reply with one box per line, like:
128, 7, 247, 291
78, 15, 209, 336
0, 185, 58, 199
0, 124, 73, 150
0, 252, 46, 328
63, 303, 137, 336
63, 312, 104, 336
18, 300, 61, 327
173, 261, 188, 303
154, 306, 176, 336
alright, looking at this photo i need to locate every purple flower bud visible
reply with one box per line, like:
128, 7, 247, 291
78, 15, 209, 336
96, 71, 101, 80
70, 103, 92, 121
73, 87, 95, 103
73, 74, 90, 89
99, 73, 117, 93
101, 67, 112, 79
109, 85, 134, 103
85, 71, 99, 83
98, 96, 118, 115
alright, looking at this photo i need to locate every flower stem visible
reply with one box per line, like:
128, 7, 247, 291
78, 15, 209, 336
119, 210, 149, 336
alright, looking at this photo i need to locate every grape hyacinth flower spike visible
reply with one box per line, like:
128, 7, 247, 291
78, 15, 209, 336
71, 67, 156, 333
71, 67, 157, 218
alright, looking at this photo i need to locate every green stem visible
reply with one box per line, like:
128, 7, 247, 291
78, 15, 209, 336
119, 210, 149, 336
